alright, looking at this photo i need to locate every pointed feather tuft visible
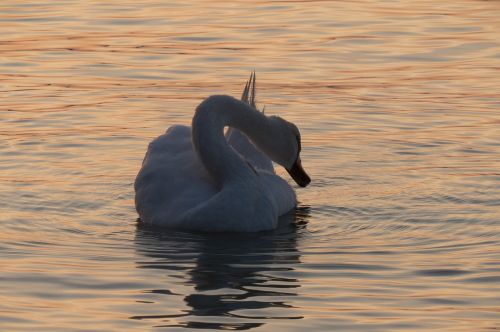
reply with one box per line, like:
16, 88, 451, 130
241, 71, 259, 109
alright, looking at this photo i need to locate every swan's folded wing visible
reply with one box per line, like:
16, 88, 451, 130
258, 170, 297, 216
226, 128, 274, 173
134, 125, 217, 227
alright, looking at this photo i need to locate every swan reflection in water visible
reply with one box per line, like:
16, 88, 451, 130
132, 206, 310, 330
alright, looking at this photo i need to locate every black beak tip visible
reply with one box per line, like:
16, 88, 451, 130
298, 174, 311, 187
287, 158, 311, 188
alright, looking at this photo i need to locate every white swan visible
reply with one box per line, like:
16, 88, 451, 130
134, 74, 310, 232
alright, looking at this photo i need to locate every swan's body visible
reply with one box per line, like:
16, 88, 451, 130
135, 75, 310, 232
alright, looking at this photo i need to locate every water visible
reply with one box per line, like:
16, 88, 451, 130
1, 0, 499, 330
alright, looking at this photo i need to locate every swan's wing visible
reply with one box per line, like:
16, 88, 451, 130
226, 72, 275, 173
258, 170, 297, 216
134, 125, 217, 227
226, 129, 274, 172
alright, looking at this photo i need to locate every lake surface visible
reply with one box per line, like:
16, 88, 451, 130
1, 0, 499, 331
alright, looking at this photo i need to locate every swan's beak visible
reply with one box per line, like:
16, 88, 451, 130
287, 156, 311, 187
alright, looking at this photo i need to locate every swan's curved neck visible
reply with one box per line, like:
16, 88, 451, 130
192, 95, 268, 187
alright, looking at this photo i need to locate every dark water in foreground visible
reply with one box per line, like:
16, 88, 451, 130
1, 1, 499, 331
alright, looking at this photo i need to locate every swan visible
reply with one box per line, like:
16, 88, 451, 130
134, 73, 310, 232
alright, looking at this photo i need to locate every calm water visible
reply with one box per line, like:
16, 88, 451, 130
1, 1, 499, 331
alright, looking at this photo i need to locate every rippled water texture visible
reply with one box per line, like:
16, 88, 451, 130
1, 1, 499, 331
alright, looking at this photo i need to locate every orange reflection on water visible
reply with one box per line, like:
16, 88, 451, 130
1, 0, 499, 331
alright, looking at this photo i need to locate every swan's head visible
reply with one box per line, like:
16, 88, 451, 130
264, 116, 311, 187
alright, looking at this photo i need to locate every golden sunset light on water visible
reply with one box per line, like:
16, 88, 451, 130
1, 1, 499, 331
